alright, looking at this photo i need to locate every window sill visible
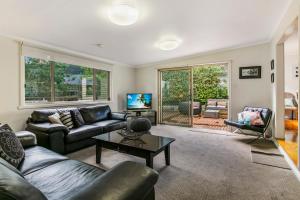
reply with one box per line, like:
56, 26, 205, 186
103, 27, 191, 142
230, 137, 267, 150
18, 100, 112, 110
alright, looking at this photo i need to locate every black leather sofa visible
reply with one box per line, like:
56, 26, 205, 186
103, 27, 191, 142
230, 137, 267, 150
26, 105, 127, 154
0, 131, 158, 200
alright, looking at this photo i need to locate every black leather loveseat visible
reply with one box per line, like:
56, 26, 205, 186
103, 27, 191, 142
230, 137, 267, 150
0, 131, 158, 200
26, 105, 127, 154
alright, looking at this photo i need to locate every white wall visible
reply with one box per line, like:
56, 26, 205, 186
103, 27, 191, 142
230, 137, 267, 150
284, 32, 299, 100
0, 36, 135, 131
135, 43, 271, 122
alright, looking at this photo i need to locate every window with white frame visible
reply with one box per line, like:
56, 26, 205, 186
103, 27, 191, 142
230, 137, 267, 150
24, 56, 111, 104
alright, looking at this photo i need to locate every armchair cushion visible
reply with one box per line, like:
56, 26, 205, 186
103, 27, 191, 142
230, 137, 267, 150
27, 123, 70, 135
224, 120, 264, 133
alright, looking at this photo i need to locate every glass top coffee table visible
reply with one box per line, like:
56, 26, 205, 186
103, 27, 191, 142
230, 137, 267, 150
93, 131, 175, 168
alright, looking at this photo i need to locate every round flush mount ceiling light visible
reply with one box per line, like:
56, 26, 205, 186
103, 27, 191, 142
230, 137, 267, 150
108, 2, 139, 26
157, 39, 181, 51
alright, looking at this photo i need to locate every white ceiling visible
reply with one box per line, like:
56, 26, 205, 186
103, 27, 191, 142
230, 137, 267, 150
0, 0, 291, 66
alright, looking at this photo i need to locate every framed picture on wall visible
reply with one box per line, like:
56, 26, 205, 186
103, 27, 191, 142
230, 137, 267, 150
271, 73, 274, 83
239, 66, 261, 79
271, 59, 274, 70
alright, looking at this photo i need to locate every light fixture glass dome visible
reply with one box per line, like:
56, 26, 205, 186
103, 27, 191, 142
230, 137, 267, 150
158, 39, 181, 51
108, 3, 139, 26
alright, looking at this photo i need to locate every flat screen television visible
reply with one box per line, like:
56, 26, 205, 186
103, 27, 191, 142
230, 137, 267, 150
127, 93, 152, 110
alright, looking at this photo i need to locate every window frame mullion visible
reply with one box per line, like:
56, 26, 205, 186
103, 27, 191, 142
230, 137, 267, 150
50, 61, 55, 102
93, 68, 97, 101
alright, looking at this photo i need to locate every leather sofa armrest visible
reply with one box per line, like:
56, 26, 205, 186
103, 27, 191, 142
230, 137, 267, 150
72, 161, 159, 200
27, 123, 69, 135
111, 112, 128, 121
15, 131, 37, 148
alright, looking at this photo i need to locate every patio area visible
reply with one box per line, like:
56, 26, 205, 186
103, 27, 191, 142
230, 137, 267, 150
193, 116, 229, 131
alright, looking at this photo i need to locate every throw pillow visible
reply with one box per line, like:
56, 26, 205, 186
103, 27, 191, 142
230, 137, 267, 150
48, 113, 63, 125
251, 112, 265, 126
70, 109, 85, 128
0, 124, 25, 168
237, 112, 244, 124
60, 112, 74, 129
242, 111, 264, 126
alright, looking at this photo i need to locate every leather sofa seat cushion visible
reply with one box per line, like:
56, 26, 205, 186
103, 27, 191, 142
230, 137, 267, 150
91, 120, 127, 132
66, 125, 102, 144
25, 160, 105, 200
0, 160, 47, 200
79, 105, 111, 124
19, 146, 67, 175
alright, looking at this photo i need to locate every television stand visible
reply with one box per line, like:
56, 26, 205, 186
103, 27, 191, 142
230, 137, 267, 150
135, 111, 142, 117
126, 110, 157, 125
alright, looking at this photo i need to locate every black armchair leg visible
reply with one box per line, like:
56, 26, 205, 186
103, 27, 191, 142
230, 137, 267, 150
233, 128, 267, 144
247, 132, 266, 144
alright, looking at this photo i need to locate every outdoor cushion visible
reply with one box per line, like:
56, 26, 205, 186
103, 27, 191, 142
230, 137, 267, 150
207, 100, 217, 106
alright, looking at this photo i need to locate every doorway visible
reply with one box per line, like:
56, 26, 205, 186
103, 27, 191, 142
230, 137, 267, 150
158, 67, 193, 127
192, 63, 229, 130
158, 63, 230, 130
277, 19, 299, 166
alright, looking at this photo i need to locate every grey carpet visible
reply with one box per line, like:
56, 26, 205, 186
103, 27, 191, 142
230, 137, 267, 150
68, 125, 300, 200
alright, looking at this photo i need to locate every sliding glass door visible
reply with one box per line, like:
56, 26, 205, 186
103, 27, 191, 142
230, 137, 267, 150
158, 68, 193, 127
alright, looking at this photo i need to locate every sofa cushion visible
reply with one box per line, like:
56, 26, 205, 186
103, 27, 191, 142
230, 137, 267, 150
0, 124, 25, 168
79, 105, 111, 124
66, 125, 102, 144
70, 109, 85, 128
0, 157, 24, 177
31, 109, 57, 123
91, 120, 127, 133
25, 160, 105, 200
0, 159, 47, 200
19, 146, 67, 175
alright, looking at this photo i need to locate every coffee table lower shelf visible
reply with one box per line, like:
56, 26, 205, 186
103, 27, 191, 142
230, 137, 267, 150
95, 141, 171, 169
